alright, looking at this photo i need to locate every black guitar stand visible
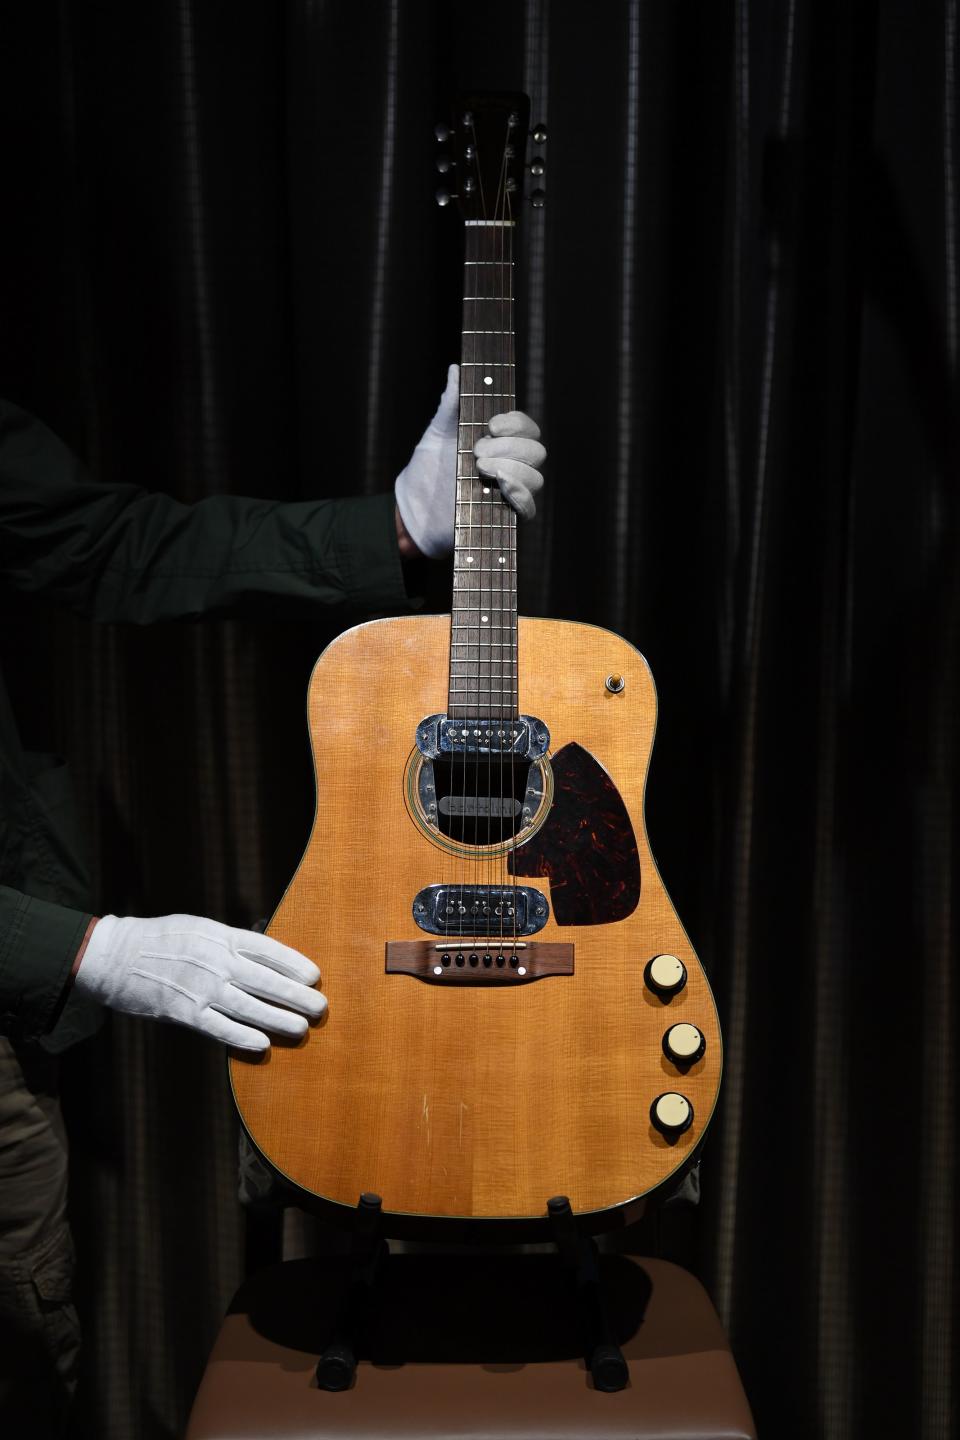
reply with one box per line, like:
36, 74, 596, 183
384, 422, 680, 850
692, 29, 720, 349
315, 1193, 387, 1391
315, 1191, 629, 1393
547, 1195, 630, 1392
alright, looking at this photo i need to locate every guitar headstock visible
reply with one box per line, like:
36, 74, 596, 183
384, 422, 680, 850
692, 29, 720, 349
434, 94, 545, 222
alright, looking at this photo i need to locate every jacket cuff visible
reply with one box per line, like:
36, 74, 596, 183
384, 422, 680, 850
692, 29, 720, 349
326, 492, 418, 613
0, 888, 94, 1043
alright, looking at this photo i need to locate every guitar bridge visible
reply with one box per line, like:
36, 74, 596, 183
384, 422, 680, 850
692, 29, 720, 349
385, 940, 574, 985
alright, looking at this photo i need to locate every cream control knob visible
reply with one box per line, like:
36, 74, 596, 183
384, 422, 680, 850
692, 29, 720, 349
650, 1092, 694, 1138
644, 953, 687, 999
663, 1023, 706, 1066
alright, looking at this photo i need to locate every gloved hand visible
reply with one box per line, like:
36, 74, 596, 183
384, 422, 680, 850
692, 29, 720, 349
74, 913, 326, 1051
394, 363, 546, 558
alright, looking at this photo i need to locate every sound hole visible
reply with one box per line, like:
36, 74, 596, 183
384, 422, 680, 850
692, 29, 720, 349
430, 756, 532, 846
408, 752, 551, 856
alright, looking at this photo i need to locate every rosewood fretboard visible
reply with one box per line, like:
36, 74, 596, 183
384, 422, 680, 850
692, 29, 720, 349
449, 219, 519, 722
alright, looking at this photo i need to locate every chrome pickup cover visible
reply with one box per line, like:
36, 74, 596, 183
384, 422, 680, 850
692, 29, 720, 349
416, 714, 550, 760
412, 884, 549, 936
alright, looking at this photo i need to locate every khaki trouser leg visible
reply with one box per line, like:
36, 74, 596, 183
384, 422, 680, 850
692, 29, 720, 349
0, 1036, 79, 1437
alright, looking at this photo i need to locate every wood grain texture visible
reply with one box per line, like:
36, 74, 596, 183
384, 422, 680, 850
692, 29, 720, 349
230, 615, 722, 1223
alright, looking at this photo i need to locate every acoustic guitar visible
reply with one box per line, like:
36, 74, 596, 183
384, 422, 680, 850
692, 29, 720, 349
231, 95, 722, 1233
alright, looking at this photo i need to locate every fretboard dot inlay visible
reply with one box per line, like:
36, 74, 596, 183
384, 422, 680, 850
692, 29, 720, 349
483, 375, 493, 385
482, 616, 489, 623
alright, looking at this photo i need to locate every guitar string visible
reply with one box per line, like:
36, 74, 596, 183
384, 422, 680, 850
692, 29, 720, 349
507, 165, 520, 964
504, 140, 519, 962
453, 108, 472, 959
467, 230, 482, 940
478, 141, 494, 950
485, 206, 495, 926
501, 191, 509, 953
479, 114, 493, 918
495, 134, 511, 959
452, 206, 465, 955
460, 110, 483, 959
483, 121, 509, 958
491, 142, 506, 952
487, 124, 515, 962
456, 112, 476, 956
508, 161, 521, 964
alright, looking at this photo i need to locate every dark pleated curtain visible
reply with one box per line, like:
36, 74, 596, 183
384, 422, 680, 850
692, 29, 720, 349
1, 1, 956, 1436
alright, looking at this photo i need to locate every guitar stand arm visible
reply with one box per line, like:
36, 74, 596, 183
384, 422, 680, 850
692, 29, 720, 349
547, 1195, 630, 1393
315, 1192, 387, 1392
315, 1192, 629, 1393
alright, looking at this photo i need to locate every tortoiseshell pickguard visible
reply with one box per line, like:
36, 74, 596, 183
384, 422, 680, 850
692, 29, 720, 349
508, 742, 641, 924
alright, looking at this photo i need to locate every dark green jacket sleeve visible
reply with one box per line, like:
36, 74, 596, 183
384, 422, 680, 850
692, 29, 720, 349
0, 399, 412, 623
0, 397, 418, 1038
0, 884, 92, 1042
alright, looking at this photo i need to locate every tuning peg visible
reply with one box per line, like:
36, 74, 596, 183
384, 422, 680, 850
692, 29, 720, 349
436, 153, 454, 173
435, 188, 455, 207
532, 123, 548, 144
434, 122, 451, 142
463, 176, 476, 194
529, 190, 546, 208
528, 156, 545, 176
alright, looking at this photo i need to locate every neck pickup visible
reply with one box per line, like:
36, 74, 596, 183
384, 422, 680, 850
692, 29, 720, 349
416, 713, 549, 760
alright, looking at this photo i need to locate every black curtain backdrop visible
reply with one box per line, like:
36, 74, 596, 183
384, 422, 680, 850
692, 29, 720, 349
1, 2, 957, 1436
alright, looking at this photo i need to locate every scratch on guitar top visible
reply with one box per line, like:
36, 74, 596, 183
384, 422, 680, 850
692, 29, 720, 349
422, 1093, 431, 1145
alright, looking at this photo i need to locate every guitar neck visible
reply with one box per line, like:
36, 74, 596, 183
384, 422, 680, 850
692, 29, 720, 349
450, 220, 519, 720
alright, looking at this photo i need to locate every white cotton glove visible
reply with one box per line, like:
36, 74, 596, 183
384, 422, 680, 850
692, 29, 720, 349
74, 913, 327, 1051
394, 363, 547, 558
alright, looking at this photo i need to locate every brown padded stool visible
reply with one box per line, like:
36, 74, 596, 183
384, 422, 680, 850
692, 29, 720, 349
186, 1252, 756, 1440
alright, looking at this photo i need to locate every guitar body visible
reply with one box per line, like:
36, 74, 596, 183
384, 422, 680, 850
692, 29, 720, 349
230, 612, 722, 1228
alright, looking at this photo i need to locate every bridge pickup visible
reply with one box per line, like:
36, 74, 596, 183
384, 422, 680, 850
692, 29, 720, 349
416, 714, 550, 760
412, 884, 549, 936
386, 940, 574, 985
